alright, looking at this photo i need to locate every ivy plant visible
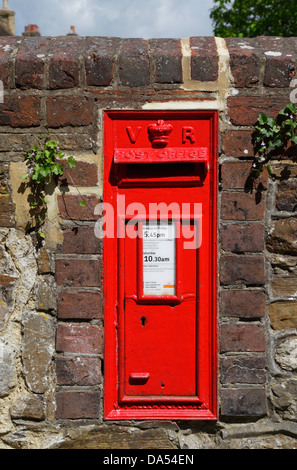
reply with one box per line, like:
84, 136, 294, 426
22, 134, 79, 245
251, 103, 297, 178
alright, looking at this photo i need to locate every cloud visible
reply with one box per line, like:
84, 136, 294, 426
10, 0, 214, 37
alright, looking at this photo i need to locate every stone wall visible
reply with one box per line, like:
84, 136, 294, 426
0, 35, 297, 449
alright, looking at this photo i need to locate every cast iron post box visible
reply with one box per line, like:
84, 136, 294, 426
103, 110, 218, 420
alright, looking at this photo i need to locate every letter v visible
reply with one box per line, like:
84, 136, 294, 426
126, 126, 141, 144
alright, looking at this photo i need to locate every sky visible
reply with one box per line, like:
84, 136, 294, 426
8, 0, 215, 38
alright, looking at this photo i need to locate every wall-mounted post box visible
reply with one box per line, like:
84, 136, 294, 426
103, 110, 218, 420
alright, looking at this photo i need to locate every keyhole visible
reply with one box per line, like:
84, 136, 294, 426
160, 382, 165, 388
141, 316, 146, 327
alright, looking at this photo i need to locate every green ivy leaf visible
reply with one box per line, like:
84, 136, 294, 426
79, 200, 86, 207
67, 156, 77, 168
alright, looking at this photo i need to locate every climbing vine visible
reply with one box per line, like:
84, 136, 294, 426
22, 134, 80, 246
251, 103, 297, 178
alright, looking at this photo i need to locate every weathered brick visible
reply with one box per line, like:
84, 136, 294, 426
57, 226, 102, 255
257, 37, 295, 88
49, 36, 82, 89
58, 291, 103, 320
46, 97, 94, 127
220, 223, 265, 253
190, 37, 218, 82
56, 356, 102, 385
55, 391, 100, 419
15, 37, 51, 89
221, 161, 268, 190
220, 255, 265, 286
266, 218, 297, 255
220, 355, 267, 384
0, 36, 18, 86
220, 289, 266, 319
221, 192, 266, 221
220, 388, 267, 417
220, 324, 266, 352
275, 180, 297, 212
60, 161, 98, 187
57, 194, 100, 221
56, 323, 103, 354
119, 38, 150, 87
221, 130, 254, 158
56, 259, 101, 287
226, 37, 262, 88
150, 38, 182, 84
85, 37, 119, 86
0, 95, 41, 127
227, 96, 289, 125
0, 195, 15, 227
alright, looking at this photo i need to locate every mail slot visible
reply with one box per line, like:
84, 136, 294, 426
103, 110, 218, 420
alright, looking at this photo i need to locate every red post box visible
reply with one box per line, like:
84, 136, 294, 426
103, 110, 218, 420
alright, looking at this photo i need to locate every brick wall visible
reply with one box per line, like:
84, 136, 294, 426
1, 35, 297, 448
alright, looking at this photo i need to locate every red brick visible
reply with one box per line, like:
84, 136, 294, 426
57, 194, 100, 221
150, 38, 182, 84
58, 291, 103, 320
220, 223, 265, 253
55, 391, 100, 419
220, 355, 267, 384
220, 289, 266, 319
220, 324, 266, 352
0, 37, 18, 86
60, 161, 98, 187
56, 356, 102, 385
220, 255, 265, 286
15, 37, 51, 89
221, 130, 254, 158
57, 226, 102, 255
221, 192, 265, 221
55, 259, 101, 287
85, 37, 120, 86
119, 38, 150, 87
220, 388, 267, 417
257, 37, 296, 88
46, 97, 94, 127
221, 161, 268, 190
49, 36, 81, 89
56, 323, 103, 354
190, 37, 218, 82
226, 38, 262, 88
0, 96, 41, 127
227, 96, 289, 125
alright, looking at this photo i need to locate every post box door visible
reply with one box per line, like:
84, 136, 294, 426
103, 110, 218, 420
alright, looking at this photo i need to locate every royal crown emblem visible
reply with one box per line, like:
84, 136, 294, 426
148, 120, 173, 148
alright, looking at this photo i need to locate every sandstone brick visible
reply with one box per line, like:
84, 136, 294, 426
46, 97, 94, 127
0, 95, 41, 127
55, 391, 100, 419
85, 37, 119, 86
268, 301, 297, 330
190, 37, 218, 82
220, 355, 267, 384
220, 289, 266, 318
227, 96, 289, 126
226, 38, 262, 88
58, 291, 103, 320
221, 130, 254, 158
10, 395, 45, 421
15, 37, 51, 89
266, 218, 297, 255
221, 192, 265, 221
55, 259, 101, 287
276, 180, 297, 212
57, 226, 102, 255
119, 38, 150, 87
49, 36, 81, 89
220, 255, 265, 286
221, 223, 265, 253
220, 324, 266, 352
57, 194, 100, 221
150, 38, 182, 84
220, 388, 267, 417
56, 323, 103, 354
0, 195, 15, 227
56, 356, 102, 385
